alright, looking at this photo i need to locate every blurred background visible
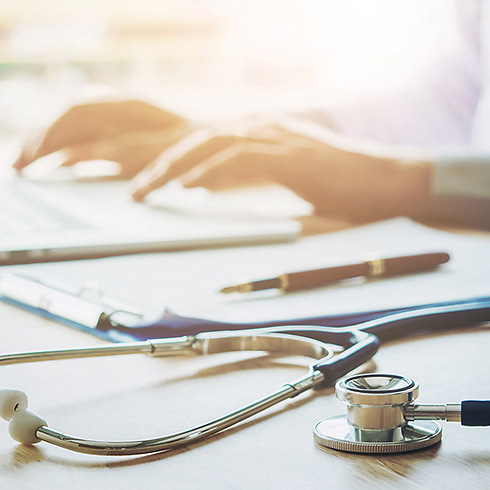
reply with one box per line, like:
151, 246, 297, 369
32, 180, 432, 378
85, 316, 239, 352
0, 0, 455, 139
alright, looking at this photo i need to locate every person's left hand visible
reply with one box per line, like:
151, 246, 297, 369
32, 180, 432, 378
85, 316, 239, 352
130, 120, 430, 222
131, 121, 287, 198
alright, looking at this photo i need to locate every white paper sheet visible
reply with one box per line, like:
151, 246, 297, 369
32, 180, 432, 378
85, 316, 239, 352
5, 218, 489, 326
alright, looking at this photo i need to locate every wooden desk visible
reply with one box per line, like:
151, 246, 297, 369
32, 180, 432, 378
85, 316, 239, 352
0, 219, 489, 489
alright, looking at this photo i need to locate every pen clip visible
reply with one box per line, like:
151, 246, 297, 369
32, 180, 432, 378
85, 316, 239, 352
0, 273, 144, 330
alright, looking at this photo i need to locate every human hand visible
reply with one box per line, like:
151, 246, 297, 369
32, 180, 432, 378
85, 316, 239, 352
13, 100, 193, 177
130, 120, 431, 222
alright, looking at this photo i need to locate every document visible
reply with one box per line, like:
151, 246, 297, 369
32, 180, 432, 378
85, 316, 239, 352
3, 218, 489, 328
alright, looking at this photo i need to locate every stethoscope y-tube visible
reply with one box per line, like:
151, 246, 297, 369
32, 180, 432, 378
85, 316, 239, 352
0, 299, 489, 456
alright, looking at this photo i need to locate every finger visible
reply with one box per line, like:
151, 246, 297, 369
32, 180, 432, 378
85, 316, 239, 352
48, 101, 183, 148
13, 106, 107, 170
131, 131, 239, 201
56, 140, 127, 168
13, 133, 47, 170
24, 127, 188, 178
130, 129, 282, 200
58, 143, 100, 167
12, 116, 98, 171
59, 130, 177, 172
48, 139, 130, 169
13, 151, 31, 171
181, 144, 283, 191
13, 101, 187, 171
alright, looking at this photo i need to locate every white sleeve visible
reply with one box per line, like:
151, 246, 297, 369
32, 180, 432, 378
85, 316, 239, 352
431, 154, 490, 228
434, 154, 490, 199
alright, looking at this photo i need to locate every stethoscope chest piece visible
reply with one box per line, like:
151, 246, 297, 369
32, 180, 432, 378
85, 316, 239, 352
313, 374, 442, 454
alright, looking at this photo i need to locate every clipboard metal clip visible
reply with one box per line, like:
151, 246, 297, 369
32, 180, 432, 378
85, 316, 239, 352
0, 273, 144, 330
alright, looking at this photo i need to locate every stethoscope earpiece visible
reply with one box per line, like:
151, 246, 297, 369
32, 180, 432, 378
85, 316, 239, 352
0, 389, 28, 421
314, 374, 446, 454
0, 389, 46, 445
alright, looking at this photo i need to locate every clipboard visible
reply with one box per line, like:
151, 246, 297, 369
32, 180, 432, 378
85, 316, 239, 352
2, 272, 489, 343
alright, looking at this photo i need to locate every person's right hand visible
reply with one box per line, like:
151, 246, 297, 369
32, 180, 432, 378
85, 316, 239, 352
13, 100, 193, 177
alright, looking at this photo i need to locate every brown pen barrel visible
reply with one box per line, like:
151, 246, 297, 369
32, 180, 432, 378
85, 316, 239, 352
285, 252, 450, 292
368, 252, 450, 278
286, 264, 368, 291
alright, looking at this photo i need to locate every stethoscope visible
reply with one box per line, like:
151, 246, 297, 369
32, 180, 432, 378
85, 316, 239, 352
1, 300, 489, 456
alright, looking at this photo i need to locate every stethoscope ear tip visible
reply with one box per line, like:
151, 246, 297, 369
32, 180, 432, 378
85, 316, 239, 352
8, 409, 47, 445
0, 389, 28, 421
0, 389, 46, 445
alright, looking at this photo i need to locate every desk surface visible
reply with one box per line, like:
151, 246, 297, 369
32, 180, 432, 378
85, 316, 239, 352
0, 217, 489, 490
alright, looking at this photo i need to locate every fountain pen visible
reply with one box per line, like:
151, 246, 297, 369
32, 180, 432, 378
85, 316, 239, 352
219, 252, 450, 294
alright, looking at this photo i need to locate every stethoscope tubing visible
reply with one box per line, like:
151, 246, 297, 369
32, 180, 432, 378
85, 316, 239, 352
35, 370, 325, 456
1, 298, 489, 456
105, 296, 490, 342
267, 297, 490, 345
